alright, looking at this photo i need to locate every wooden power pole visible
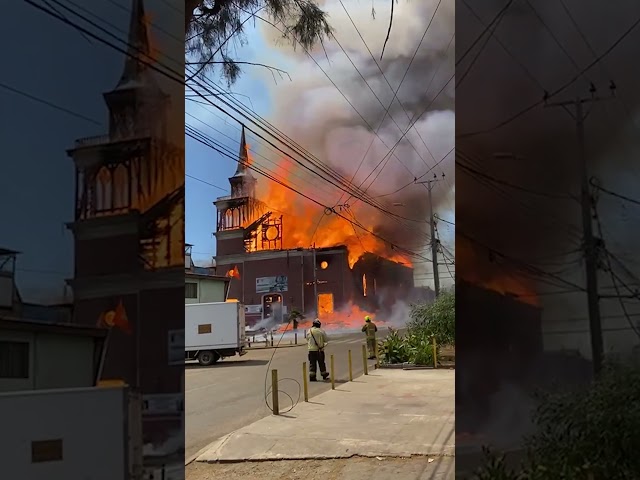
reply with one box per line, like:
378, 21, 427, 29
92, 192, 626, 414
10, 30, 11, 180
415, 177, 442, 296
545, 87, 614, 375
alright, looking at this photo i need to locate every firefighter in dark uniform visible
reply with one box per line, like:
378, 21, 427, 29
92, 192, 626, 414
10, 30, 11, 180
306, 319, 330, 381
362, 316, 378, 359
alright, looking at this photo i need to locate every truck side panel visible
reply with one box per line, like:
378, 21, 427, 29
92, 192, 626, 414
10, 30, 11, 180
185, 302, 239, 350
0, 386, 131, 479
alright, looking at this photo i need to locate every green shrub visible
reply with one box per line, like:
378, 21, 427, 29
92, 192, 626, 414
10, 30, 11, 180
408, 290, 455, 346
378, 329, 411, 364
473, 361, 640, 479
378, 329, 435, 366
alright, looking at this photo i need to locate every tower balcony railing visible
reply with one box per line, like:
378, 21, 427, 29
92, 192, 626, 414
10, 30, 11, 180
74, 134, 111, 147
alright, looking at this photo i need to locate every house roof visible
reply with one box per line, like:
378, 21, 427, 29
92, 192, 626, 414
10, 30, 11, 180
185, 272, 230, 282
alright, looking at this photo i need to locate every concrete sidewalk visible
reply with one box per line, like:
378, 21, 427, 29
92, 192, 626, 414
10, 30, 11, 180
196, 369, 455, 463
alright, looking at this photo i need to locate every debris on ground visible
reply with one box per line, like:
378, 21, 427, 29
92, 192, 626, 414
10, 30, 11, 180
187, 456, 454, 480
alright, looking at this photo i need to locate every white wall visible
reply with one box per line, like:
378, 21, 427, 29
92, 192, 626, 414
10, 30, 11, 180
0, 386, 128, 479
0, 330, 96, 393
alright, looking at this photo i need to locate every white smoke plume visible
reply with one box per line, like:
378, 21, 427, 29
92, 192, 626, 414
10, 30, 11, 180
255, 0, 455, 256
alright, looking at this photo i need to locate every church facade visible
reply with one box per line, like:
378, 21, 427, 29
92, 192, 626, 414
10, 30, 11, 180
66, 0, 184, 459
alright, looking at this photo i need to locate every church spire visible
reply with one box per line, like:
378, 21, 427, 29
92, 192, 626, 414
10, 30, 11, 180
234, 126, 251, 176
116, 0, 151, 88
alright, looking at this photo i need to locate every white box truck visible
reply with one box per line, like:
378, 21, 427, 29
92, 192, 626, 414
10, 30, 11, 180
0, 385, 142, 479
185, 301, 247, 366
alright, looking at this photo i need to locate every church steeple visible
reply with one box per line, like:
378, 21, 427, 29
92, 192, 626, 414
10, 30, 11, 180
116, 0, 151, 89
102, 0, 168, 140
229, 126, 257, 198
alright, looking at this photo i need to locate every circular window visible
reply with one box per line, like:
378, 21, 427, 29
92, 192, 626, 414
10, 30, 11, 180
320, 261, 329, 270
265, 225, 279, 241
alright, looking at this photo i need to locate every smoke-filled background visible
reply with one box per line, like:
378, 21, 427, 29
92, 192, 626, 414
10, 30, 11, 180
456, 0, 640, 458
250, 0, 455, 282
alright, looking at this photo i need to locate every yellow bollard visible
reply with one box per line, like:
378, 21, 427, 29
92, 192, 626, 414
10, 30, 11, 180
362, 344, 368, 375
330, 355, 335, 390
302, 362, 309, 402
271, 369, 279, 415
374, 340, 380, 369
432, 336, 437, 369
348, 350, 353, 381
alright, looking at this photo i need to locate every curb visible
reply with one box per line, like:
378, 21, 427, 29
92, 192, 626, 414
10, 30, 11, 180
377, 363, 456, 370
245, 343, 306, 350
200, 452, 456, 464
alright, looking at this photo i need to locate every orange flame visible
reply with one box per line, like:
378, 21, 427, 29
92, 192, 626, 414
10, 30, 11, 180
249, 150, 412, 268
226, 265, 240, 278
277, 303, 381, 332
457, 237, 539, 306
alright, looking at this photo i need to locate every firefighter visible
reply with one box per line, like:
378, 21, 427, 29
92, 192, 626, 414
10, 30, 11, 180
306, 319, 330, 382
362, 316, 378, 359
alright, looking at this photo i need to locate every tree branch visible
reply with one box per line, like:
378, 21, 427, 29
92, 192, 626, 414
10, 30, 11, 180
186, 60, 291, 80
380, 0, 394, 60
186, 6, 265, 82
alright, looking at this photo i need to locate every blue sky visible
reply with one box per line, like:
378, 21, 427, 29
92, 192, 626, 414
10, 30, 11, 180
186, 28, 293, 266
0, 0, 179, 303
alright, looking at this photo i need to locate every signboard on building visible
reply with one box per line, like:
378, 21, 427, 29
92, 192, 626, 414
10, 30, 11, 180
142, 393, 183, 416
245, 304, 262, 315
167, 329, 184, 366
256, 275, 288, 293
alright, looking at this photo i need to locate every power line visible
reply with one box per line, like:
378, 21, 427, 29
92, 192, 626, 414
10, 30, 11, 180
185, 174, 227, 193
523, 0, 591, 85
456, 0, 514, 67
456, 1, 509, 88
186, 123, 432, 263
0, 80, 102, 126
30, 0, 434, 262
34, 0, 431, 232
457, 159, 576, 200
591, 180, 640, 207
457, 10, 640, 139
337, 0, 450, 179
594, 203, 640, 339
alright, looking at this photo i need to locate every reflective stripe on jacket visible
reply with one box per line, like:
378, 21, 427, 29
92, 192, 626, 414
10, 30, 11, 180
307, 327, 329, 351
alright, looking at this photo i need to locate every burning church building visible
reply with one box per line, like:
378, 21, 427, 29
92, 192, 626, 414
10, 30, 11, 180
213, 128, 416, 329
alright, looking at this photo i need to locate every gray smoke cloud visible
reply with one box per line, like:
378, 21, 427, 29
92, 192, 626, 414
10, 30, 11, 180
255, 0, 455, 259
457, 1, 640, 358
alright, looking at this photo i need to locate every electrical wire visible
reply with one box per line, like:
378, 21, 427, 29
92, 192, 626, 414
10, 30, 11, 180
31, 0, 436, 243
591, 180, 640, 207
0, 80, 102, 126
456, 0, 514, 67
457, 9, 640, 139
593, 203, 640, 339
186, 123, 432, 262
337, 0, 451, 181
457, 158, 576, 201
28, 0, 437, 264
263, 318, 302, 414
456, 0, 508, 89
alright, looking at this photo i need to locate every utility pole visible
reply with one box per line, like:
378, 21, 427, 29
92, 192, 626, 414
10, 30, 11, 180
312, 244, 318, 318
544, 84, 615, 375
416, 176, 442, 296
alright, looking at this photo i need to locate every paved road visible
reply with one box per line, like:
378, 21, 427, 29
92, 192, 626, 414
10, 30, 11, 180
185, 330, 384, 460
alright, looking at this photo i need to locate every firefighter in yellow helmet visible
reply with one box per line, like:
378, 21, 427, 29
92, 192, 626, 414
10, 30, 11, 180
306, 319, 330, 381
361, 315, 378, 359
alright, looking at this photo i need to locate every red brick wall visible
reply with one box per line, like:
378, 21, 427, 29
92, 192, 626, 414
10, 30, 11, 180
224, 249, 353, 320
75, 234, 140, 276
216, 235, 245, 256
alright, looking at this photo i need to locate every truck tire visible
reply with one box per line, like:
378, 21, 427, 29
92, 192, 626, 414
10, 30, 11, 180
197, 350, 219, 366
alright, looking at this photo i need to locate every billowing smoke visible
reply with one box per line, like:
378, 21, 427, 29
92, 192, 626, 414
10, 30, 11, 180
256, 0, 455, 257
456, 1, 640, 357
